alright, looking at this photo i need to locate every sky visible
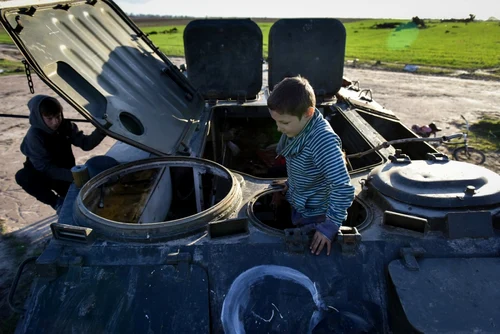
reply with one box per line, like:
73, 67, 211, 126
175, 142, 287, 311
115, 0, 499, 20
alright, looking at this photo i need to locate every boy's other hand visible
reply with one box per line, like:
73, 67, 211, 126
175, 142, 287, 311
311, 231, 331, 256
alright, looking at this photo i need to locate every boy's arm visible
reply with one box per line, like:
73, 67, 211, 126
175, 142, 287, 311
25, 135, 74, 182
70, 122, 107, 151
311, 132, 355, 240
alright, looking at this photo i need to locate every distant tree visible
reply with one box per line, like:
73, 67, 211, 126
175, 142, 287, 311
412, 16, 426, 28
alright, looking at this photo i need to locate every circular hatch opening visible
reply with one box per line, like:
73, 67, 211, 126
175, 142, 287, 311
249, 190, 370, 234
75, 157, 241, 241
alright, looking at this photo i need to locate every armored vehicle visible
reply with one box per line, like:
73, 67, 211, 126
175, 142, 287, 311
2, 1, 500, 333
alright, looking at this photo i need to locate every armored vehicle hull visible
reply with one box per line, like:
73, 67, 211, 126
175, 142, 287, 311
1, 1, 499, 333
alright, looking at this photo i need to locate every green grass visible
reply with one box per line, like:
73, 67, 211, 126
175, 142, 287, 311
344, 20, 500, 69
444, 118, 500, 152
0, 29, 12, 44
469, 118, 500, 151
0, 59, 23, 76
2, 19, 500, 70
138, 19, 500, 69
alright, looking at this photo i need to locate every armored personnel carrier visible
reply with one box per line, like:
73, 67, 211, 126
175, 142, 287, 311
2, 1, 500, 333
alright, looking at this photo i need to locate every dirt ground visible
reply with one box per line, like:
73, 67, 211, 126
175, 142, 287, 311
1, 49, 500, 328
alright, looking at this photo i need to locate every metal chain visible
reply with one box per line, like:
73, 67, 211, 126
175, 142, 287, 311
22, 59, 35, 94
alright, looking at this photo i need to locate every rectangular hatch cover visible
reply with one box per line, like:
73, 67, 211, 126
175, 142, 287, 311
0, 0, 205, 156
388, 257, 500, 333
18, 264, 209, 333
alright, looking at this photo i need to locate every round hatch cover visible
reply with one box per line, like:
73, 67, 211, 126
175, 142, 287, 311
368, 160, 500, 208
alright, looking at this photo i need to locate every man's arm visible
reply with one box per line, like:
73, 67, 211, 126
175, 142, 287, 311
311, 131, 355, 240
70, 122, 106, 151
25, 135, 73, 182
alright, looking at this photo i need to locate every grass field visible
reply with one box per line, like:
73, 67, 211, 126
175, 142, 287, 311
133, 19, 500, 70
344, 19, 500, 69
1, 18, 499, 70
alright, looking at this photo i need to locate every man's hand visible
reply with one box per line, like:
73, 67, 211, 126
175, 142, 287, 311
310, 231, 331, 256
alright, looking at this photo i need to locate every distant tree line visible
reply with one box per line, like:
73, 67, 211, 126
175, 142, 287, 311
129, 14, 194, 19
441, 14, 476, 23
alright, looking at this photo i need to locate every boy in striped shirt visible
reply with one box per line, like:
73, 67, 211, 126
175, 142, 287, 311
268, 76, 355, 256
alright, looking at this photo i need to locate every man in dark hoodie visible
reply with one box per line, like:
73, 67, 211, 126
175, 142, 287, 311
15, 95, 107, 212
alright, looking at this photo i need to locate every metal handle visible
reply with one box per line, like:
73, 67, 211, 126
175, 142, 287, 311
8, 256, 37, 314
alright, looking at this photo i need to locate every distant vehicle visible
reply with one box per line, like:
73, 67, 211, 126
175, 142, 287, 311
2, 1, 500, 333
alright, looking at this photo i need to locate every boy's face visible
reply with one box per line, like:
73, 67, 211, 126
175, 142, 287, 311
42, 112, 62, 131
269, 108, 313, 138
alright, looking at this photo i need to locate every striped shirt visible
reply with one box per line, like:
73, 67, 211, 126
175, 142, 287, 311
280, 110, 355, 239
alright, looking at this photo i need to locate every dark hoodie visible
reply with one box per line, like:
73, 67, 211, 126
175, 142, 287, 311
20, 95, 106, 182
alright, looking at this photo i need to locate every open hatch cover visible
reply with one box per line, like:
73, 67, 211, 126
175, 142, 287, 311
268, 18, 346, 97
184, 19, 263, 101
0, 0, 205, 156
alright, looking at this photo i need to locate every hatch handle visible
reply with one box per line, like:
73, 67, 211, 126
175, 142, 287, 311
8, 256, 37, 314
358, 89, 373, 102
389, 149, 411, 164
426, 152, 449, 162
177, 120, 200, 155
51, 223, 95, 244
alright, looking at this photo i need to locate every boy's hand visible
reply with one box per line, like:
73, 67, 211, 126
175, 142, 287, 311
310, 231, 331, 256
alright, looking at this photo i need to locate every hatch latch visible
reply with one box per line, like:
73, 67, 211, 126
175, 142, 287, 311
166, 252, 192, 278
400, 246, 425, 271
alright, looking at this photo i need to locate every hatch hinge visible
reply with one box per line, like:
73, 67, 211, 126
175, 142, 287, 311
399, 246, 425, 271
166, 252, 192, 278
18, 6, 36, 16
284, 228, 309, 253
236, 90, 247, 104
336, 226, 362, 254
54, 4, 71, 10
13, 15, 24, 34
176, 119, 200, 156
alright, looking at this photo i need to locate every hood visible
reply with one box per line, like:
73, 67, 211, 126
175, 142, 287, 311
27, 95, 61, 134
0, 0, 205, 156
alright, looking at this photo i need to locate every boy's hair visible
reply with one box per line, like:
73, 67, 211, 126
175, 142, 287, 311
39, 97, 62, 117
267, 76, 316, 119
